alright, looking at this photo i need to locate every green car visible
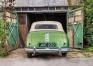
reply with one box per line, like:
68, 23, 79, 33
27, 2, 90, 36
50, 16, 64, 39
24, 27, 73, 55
25, 21, 69, 57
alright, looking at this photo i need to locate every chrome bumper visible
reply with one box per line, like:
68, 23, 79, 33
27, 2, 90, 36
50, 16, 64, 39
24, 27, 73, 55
25, 48, 69, 53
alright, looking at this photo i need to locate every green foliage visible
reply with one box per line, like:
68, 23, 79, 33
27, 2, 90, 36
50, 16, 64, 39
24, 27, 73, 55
0, 48, 7, 57
82, 47, 93, 52
0, 19, 7, 57
0, 19, 5, 42
81, 0, 93, 47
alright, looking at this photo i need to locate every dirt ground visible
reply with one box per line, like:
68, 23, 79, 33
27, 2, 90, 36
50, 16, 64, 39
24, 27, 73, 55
7, 48, 93, 58
7, 49, 27, 58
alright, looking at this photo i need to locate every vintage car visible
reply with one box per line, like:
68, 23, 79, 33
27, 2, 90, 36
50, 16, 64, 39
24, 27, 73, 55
25, 21, 69, 57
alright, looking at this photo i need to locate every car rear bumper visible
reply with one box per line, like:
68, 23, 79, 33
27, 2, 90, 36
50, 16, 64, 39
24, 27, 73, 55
25, 48, 69, 54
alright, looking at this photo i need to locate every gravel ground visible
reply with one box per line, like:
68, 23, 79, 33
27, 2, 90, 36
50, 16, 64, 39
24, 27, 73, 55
0, 48, 93, 66
0, 56, 93, 66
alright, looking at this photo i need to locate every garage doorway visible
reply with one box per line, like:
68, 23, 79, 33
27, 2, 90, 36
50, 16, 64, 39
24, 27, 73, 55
27, 13, 67, 33
18, 12, 67, 47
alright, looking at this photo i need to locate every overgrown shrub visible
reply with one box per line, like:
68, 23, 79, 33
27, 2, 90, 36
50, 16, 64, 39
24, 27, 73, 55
0, 47, 7, 57
0, 19, 7, 57
81, 0, 93, 47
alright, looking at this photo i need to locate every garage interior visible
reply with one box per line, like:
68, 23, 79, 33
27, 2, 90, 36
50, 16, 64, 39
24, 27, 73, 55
27, 13, 67, 33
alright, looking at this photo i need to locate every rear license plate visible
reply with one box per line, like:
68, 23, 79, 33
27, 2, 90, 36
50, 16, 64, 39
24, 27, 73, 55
39, 43, 56, 48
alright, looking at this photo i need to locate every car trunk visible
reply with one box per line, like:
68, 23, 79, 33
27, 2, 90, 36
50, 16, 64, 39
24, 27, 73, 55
26, 30, 68, 48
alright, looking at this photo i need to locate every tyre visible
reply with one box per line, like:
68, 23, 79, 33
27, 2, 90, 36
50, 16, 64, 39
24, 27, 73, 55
62, 53, 67, 57
27, 52, 33, 58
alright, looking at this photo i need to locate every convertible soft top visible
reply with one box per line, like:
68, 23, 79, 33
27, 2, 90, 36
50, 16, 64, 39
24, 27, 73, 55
30, 21, 64, 31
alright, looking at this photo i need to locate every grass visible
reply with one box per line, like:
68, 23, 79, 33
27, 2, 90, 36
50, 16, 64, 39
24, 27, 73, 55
82, 47, 93, 52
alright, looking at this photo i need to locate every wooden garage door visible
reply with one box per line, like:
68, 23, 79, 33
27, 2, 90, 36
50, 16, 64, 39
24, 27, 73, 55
7, 12, 19, 48
19, 14, 27, 47
67, 8, 83, 48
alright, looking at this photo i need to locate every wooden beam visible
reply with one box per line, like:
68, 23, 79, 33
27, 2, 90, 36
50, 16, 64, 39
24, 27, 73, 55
67, 0, 72, 6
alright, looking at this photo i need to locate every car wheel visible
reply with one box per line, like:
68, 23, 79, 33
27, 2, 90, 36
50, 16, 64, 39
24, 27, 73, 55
62, 53, 67, 57
27, 52, 33, 58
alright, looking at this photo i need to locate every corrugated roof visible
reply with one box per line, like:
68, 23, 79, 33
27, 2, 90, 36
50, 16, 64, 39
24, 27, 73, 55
14, 0, 68, 7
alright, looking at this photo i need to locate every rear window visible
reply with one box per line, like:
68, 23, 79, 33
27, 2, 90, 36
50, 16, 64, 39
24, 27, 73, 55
35, 24, 58, 29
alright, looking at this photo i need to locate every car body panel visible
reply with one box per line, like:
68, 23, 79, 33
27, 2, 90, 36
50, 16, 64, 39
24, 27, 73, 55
26, 30, 68, 48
